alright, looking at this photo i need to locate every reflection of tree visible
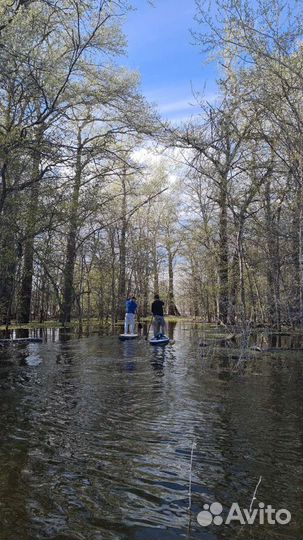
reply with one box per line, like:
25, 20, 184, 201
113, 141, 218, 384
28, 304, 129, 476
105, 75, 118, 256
1, 325, 302, 539
0, 388, 30, 539
167, 321, 177, 340
191, 354, 303, 539
3, 338, 173, 537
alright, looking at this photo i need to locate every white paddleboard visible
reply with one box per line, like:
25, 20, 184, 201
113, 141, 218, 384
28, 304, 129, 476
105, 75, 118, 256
119, 334, 139, 341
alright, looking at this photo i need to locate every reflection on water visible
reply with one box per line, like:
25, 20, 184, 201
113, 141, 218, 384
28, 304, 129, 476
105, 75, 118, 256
167, 321, 177, 340
0, 323, 302, 540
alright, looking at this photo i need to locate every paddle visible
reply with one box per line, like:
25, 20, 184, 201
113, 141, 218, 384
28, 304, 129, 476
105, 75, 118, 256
145, 317, 153, 340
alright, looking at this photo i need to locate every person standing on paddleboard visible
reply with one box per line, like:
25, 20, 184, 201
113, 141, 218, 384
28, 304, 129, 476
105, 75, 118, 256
151, 294, 166, 337
124, 296, 137, 334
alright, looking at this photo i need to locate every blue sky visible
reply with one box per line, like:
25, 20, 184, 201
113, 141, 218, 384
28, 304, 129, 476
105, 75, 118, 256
120, 0, 219, 121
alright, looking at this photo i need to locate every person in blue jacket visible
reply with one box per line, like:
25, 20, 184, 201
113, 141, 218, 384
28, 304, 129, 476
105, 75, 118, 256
124, 296, 137, 334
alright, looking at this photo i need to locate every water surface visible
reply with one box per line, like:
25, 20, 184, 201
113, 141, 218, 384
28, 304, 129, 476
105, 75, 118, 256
0, 323, 302, 539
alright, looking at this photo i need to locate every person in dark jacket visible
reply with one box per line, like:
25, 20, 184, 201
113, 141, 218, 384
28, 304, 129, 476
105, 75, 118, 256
151, 294, 166, 337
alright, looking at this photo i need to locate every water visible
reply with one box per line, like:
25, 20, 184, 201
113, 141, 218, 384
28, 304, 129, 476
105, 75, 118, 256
0, 323, 302, 540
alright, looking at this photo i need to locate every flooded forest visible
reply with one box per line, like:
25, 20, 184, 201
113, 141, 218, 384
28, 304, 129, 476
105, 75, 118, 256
1, 0, 303, 330
0, 1, 303, 540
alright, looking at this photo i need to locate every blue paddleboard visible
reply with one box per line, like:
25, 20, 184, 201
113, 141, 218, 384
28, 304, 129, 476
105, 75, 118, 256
149, 333, 170, 346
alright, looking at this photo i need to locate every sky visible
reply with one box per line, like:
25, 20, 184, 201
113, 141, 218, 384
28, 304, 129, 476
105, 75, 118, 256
120, 0, 219, 122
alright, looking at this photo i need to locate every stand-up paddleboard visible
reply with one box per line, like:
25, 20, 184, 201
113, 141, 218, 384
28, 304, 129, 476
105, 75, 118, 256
119, 333, 139, 341
149, 333, 170, 346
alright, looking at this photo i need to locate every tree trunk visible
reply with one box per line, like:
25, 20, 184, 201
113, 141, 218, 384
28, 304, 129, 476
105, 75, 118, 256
142, 261, 149, 317
110, 228, 117, 329
18, 128, 43, 323
297, 184, 303, 326
18, 187, 39, 322
190, 257, 199, 318
265, 178, 281, 327
152, 239, 159, 296
0, 200, 19, 325
60, 128, 82, 324
118, 171, 127, 320
229, 249, 239, 325
39, 271, 47, 323
167, 248, 180, 316
0, 162, 8, 215
218, 176, 229, 323
238, 228, 247, 324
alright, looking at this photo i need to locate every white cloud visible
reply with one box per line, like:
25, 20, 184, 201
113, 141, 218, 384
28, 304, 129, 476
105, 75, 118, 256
146, 89, 220, 122
157, 98, 195, 114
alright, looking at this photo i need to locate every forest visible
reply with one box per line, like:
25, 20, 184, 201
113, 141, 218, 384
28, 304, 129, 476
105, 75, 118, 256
1, 0, 303, 332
